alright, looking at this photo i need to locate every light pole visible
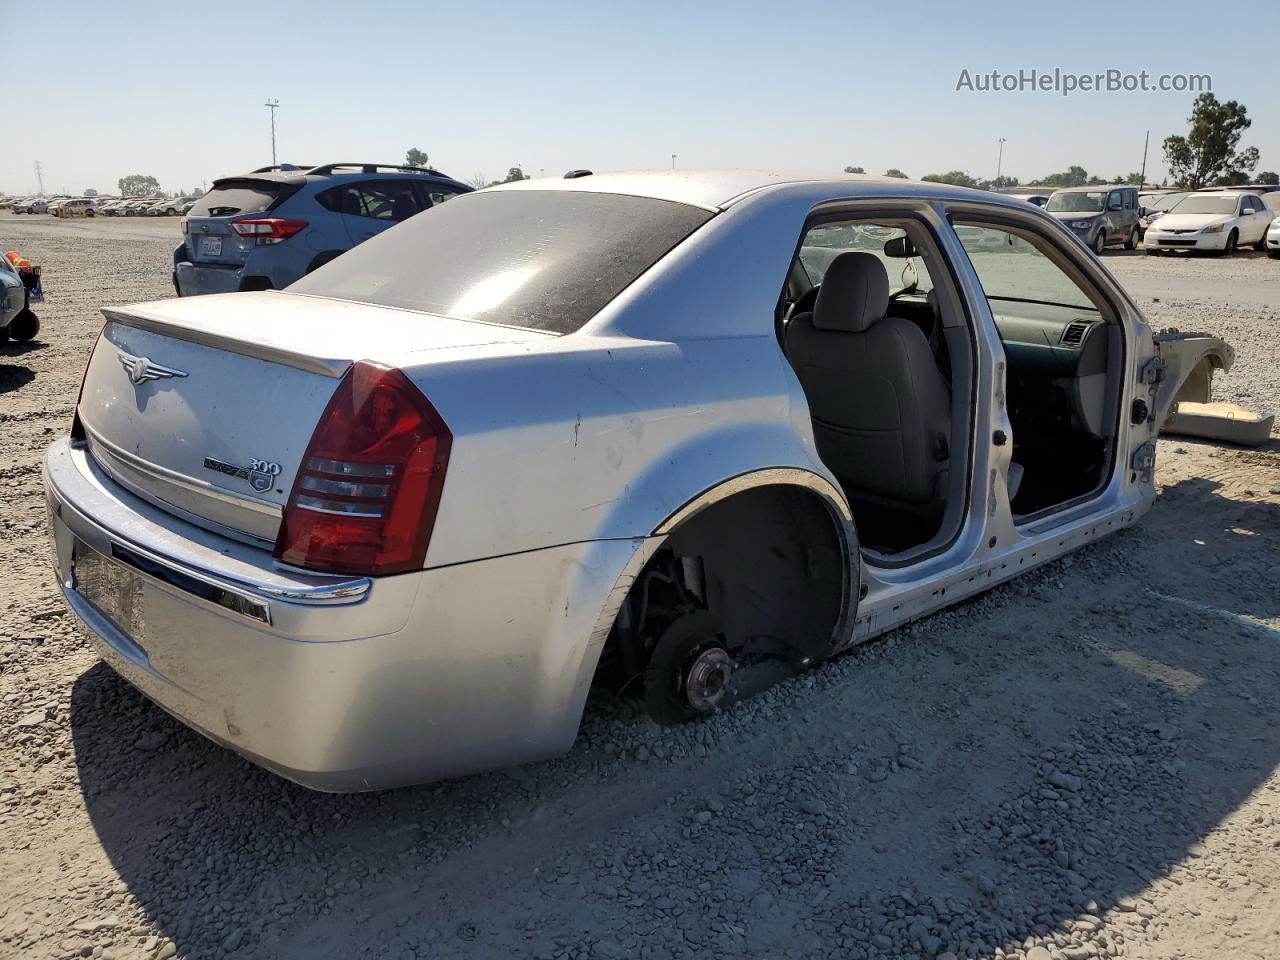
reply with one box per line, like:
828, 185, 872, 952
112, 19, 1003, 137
671, 154, 676, 169
996, 138, 1007, 185
264, 99, 280, 166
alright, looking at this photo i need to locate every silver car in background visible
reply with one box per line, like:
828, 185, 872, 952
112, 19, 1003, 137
44, 171, 1234, 790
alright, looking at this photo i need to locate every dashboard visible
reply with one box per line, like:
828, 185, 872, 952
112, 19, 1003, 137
989, 298, 1105, 377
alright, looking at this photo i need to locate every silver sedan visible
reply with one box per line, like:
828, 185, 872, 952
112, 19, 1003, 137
44, 171, 1235, 790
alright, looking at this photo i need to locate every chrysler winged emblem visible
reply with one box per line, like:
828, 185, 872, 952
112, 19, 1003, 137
118, 351, 188, 386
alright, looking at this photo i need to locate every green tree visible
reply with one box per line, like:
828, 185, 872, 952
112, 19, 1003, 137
1162, 94, 1259, 190
1257, 171, 1279, 185
979, 176, 1021, 190
118, 174, 161, 197
1031, 166, 1090, 187
404, 148, 429, 168
921, 171, 978, 188
1212, 170, 1252, 186
500, 166, 529, 183
843, 166, 865, 174
883, 168, 909, 179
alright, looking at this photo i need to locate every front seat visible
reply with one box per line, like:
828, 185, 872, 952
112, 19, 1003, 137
391, 193, 417, 222
785, 251, 952, 517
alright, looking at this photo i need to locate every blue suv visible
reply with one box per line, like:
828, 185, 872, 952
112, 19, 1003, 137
173, 163, 472, 296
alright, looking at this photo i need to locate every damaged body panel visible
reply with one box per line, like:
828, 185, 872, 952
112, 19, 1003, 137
1152, 331, 1272, 446
44, 170, 1246, 791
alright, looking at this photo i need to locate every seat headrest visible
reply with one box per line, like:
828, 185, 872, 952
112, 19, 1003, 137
812, 251, 889, 333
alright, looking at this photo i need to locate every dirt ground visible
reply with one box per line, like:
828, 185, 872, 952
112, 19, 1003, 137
1, 216, 1278, 960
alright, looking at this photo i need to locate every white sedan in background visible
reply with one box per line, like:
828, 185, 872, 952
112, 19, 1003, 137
1267, 215, 1280, 259
1145, 191, 1273, 255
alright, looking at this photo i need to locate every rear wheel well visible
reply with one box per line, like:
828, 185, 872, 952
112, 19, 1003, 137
597, 484, 852, 698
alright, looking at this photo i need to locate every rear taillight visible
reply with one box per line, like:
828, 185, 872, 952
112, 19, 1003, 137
229, 217, 308, 245
180, 217, 189, 234
274, 361, 452, 576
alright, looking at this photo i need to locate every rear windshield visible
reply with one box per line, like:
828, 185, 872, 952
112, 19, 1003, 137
188, 180, 288, 217
287, 190, 714, 334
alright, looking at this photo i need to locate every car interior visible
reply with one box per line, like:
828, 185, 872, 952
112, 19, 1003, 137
778, 218, 972, 557
778, 215, 1122, 558
954, 220, 1122, 519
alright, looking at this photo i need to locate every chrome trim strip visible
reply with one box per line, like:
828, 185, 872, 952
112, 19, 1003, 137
300, 476, 389, 498
295, 496, 383, 518
653, 467, 854, 534
308, 458, 395, 478
48, 454, 372, 607
104, 306, 351, 379
84, 421, 281, 521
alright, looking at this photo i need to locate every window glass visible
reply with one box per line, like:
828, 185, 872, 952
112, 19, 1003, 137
188, 180, 287, 217
953, 222, 1099, 312
1046, 191, 1105, 213
288, 190, 713, 334
1172, 196, 1237, 215
797, 222, 934, 293
355, 181, 420, 221
418, 182, 466, 207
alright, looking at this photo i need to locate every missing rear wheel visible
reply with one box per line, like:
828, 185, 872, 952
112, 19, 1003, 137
644, 611, 735, 725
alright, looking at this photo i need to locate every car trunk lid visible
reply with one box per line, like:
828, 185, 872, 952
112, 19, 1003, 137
77, 291, 549, 544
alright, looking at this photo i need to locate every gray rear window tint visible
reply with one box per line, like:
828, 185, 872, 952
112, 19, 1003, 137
287, 190, 713, 334
189, 181, 284, 217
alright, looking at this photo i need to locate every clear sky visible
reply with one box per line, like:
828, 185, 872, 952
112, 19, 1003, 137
9, 0, 1278, 195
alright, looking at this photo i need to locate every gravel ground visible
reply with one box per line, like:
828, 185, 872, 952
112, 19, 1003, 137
1, 216, 1278, 960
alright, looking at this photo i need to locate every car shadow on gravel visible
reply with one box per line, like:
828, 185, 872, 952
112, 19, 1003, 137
0, 359, 36, 393
66, 476, 1280, 960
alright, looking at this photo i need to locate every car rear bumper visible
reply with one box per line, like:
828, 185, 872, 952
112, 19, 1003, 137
44, 438, 638, 791
174, 261, 245, 297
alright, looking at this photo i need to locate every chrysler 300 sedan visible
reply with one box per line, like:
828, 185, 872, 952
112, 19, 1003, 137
44, 170, 1233, 791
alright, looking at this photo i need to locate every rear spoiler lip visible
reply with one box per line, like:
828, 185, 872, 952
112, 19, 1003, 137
101, 305, 352, 379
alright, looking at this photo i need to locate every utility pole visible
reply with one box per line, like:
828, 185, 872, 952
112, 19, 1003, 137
996, 138, 1006, 185
671, 154, 677, 169
264, 99, 280, 166
34, 161, 45, 196
1139, 130, 1149, 188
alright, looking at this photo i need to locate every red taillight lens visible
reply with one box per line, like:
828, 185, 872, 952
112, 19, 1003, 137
274, 361, 452, 576
229, 217, 308, 244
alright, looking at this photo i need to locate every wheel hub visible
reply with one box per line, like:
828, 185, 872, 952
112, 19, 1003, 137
684, 647, 735, 712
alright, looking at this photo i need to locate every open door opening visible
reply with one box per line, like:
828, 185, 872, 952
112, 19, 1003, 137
778, 215, 975, 560
952, 220, 1125, 519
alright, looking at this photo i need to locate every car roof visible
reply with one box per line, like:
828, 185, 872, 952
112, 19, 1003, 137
1049, 185, 1131, 193
486, 168, 1031, 211
214, 163, 468, 190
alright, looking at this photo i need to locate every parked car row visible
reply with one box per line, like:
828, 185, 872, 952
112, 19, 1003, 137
4, 195, 199, 217
1035, 183, 1280, 258
1144, 190, 1278, 256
